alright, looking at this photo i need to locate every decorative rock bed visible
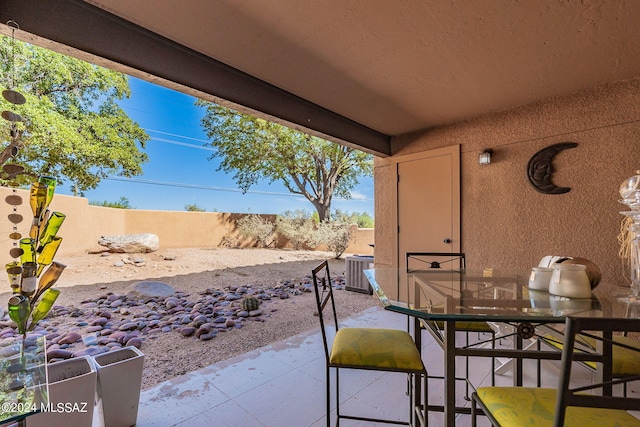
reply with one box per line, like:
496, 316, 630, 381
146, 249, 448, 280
0, 274, 346, 364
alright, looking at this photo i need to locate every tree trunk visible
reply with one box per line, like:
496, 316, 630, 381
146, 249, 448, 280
313, 202, 331, 222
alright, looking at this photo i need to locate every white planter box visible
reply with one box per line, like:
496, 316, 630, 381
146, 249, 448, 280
27, 356, 97, 427
92, 347, 144, 427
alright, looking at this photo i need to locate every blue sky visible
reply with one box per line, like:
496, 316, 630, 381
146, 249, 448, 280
57, 77, 374, 216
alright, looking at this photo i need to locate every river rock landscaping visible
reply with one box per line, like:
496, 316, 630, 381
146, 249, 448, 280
0, 274, 345, 364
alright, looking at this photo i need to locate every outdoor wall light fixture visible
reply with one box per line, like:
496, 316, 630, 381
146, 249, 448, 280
479, 149, 493, 165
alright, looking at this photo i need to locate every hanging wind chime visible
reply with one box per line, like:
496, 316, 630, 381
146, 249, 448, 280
2, 21, 66, 337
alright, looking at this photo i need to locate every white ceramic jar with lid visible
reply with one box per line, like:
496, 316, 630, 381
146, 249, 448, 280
528, 267, 553, 291
548, 264, 591, 298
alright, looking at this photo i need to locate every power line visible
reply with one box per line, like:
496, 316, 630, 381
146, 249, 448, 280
134, 127, 216, 151
146, 128, 209, 144
111, 128, 372, 202
148, 136, 216, 151
103, 176, 372, 202
104, 176, 303, 197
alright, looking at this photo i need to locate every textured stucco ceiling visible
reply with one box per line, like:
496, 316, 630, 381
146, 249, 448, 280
2, 0, 640, 153
82, 0, 640, 136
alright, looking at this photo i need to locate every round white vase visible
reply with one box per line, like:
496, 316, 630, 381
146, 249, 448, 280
528, 267, 553, 291
548, 264, 591, 298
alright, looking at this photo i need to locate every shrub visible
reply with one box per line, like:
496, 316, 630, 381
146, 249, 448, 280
184, 203, 206, 212
276, 210, 319, 249
236, 214, 277, 248
315, 219, 356, 259
218, 235, 240, 248
89, 196, 134, 209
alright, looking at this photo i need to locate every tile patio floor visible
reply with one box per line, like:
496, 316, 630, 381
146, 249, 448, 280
129, 305, 639, 427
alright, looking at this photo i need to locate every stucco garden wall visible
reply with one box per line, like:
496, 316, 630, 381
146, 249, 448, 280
0, 189, 373, 257
375, 77, 640, 295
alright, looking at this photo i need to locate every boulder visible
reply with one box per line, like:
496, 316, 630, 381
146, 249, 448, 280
98, 233, 160, 253
127, 281, 175, 299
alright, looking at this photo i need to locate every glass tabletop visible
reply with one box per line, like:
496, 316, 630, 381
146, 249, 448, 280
364, 268, 623, 323
0, 336, 48, 424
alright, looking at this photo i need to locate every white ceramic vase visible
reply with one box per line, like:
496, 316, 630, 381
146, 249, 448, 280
528, 267, 553, 291
548, 264, 591, 298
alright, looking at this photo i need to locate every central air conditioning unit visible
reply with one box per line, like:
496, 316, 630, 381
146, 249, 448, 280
345, 255, 374, 294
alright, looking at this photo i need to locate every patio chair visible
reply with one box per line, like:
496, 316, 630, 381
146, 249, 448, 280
539, 330, 640, 396
471, 316, 640, 427
405, 252, 496, 399
312, 260, 428, 427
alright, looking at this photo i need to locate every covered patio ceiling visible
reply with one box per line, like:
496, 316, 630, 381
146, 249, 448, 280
2, 0, 640, 156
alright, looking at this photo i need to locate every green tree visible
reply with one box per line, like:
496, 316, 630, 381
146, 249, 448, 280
89, 196, 134, 209
197, 102, 373, 221
0, 36, 148, 192
332, 209, 374, 228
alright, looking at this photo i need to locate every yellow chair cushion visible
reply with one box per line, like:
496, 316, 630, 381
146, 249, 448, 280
435, 320, 494, 332
606, 335, 640, 376
544, 334, 640, 375
330, 328, 424, 372
477, 387, 640, 427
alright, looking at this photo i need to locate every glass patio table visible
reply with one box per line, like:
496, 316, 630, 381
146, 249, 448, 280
0, 336, 48, 427
364, 267, 626, 427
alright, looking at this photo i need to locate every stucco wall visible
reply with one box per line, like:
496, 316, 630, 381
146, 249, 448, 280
376, 77, 640, 295
0, 188, 373, 257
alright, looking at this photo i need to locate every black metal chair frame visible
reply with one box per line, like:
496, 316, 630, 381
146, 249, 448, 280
537, 325, 640, 397
312, 260, 428, 426
471, 316, 640, 427
405, 252, 467, 272
405, 252, 496, 401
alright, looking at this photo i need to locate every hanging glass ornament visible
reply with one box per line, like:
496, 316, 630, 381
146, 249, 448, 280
619, 170, 640, 303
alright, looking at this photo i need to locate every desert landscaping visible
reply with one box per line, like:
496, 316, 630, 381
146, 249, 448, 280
0, 248, 378, 389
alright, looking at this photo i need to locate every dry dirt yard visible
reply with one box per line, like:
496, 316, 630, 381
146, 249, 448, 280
0, 248, 378, 390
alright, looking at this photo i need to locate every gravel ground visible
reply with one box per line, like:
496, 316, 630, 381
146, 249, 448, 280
0, 248, 377, 389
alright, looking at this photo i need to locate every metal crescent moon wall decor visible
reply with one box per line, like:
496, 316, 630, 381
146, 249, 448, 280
527, 142, 578, 194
